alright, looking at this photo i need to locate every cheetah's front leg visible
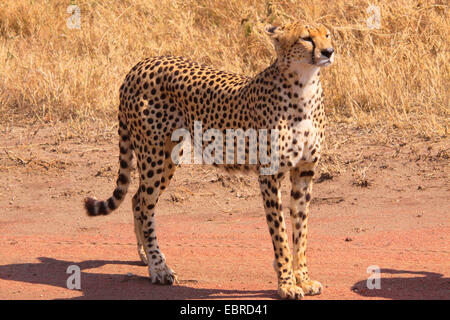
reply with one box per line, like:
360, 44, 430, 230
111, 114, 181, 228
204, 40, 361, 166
259, 174, 304, 300
289, 166, 322, 296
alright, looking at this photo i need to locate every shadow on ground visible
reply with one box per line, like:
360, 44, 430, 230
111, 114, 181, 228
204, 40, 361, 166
2, 259, 448, 299
0, 257, 277, 299
352, 268, 449, 300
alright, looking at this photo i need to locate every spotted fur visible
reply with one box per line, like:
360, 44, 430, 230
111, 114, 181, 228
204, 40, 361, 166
84, 21, 334, 299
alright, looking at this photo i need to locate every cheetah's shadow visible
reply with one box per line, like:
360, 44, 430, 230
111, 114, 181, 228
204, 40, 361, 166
351, 268, 449, 300
0, 257, 277, 299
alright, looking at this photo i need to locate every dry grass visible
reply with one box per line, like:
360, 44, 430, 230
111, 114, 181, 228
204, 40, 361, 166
0, 0, 448, 137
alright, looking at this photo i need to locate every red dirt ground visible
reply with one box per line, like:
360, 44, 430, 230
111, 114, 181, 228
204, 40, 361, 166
0, 124, 448, 300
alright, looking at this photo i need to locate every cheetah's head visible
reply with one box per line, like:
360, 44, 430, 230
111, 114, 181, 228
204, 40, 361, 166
265, 21, 334, 67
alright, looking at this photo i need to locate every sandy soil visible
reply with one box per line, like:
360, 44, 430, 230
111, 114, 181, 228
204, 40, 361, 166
0, 123, 448, 300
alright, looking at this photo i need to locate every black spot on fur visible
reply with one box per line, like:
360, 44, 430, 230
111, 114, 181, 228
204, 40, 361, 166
84, 198, 97, 216
292, 191, 301, 200
98, 201, 108, 215
107, 197, 117, 210
300, 170, 314, 177
118, 174, 129, 185
113, 188, 124, 200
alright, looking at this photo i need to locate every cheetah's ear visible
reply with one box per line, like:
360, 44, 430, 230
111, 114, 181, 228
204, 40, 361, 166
264, 24, 283, 38
264, 24, 284, 50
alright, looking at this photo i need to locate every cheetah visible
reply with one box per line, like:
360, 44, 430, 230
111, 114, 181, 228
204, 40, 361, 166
84, 21, 334, 300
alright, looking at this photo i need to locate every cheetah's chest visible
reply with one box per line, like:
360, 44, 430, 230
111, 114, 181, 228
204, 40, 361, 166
280, 119, 321, 168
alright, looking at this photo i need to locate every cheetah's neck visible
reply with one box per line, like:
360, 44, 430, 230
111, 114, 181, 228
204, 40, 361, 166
248, 60, 322, 124
283, 61, 321, 103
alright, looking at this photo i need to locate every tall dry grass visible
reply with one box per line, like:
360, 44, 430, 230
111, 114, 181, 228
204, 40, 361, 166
0, 0, 448, 137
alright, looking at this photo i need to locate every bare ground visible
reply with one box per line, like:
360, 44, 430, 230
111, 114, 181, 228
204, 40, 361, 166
0, 123, 448, 300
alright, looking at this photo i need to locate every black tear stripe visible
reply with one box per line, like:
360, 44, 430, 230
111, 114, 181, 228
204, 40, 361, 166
311, 39, 316, 65
300, 170, 314, 177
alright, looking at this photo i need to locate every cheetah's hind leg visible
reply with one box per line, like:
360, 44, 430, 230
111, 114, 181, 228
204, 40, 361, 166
132, 189, 149, 265
135, 139, 179, 285
132, 146, 178, 266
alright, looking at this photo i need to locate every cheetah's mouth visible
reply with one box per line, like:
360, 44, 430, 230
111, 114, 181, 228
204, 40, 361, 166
316, 59, 332, 67
315, 55, 334, 67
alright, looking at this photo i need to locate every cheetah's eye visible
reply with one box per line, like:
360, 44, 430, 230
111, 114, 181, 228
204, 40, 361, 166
301, 37, 313, 43
326, 34, 330, 38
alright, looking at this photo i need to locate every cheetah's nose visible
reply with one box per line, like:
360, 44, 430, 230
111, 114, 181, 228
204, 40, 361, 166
321, 48, 334, 58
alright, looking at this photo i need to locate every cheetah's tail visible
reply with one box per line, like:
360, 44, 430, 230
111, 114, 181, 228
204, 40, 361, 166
84, 113, 133, 216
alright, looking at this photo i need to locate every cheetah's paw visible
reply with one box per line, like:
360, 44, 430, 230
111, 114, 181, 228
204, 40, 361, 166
278, 284, 304, 300
298, 279, 323, 296
149, 265, 178, 285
